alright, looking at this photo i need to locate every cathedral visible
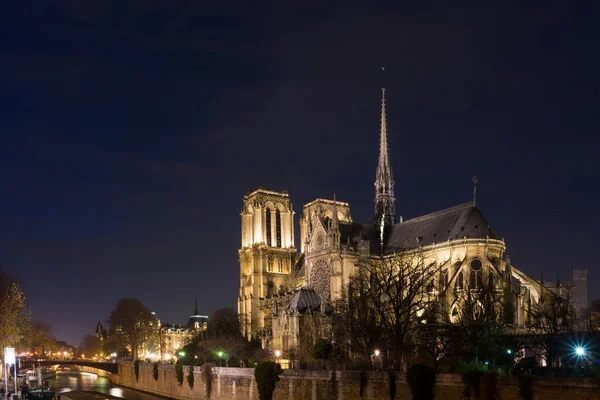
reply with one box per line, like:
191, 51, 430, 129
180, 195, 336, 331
238, 87, 565, 353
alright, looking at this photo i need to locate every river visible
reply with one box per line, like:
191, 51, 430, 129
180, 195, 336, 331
47, 371, 163, 400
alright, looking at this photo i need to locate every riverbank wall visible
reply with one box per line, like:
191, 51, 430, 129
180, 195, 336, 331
105, 362, 600, 400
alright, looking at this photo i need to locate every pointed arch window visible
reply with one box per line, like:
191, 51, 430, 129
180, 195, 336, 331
469, 259, 483, 289
440, 269, 449, 291
276, 210, 282, 247
457, 271, 464, 290
265, 208, 272, 245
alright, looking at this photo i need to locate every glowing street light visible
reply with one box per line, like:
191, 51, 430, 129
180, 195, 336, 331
506, 349, 512, 355
178, 351, 186, 357
274, 350, 281, 358
373, 349, 381, 371
575, 347, 586, 357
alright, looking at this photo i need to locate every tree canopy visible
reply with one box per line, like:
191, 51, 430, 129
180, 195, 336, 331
107, 298, 155, 360
0, 268, 28, 358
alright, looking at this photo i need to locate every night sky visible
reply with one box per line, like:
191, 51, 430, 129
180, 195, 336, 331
1, 2, 598, 346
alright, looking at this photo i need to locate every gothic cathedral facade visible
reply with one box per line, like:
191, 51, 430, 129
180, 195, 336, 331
238, 87, 558, 352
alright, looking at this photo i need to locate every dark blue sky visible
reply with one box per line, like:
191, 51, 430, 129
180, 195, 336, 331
1, 1, 598, 345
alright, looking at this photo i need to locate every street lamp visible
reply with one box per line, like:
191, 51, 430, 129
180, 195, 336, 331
575, 346, 586, 375
217, 351, 224, 367
373, 349, 381, 371
506, 349, 512, 355
274, 350, 282, 364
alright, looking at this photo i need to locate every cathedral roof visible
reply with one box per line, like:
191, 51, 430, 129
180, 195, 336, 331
385, 202, 501, 252
286, 288, 329, 314
339, 222, 367, 245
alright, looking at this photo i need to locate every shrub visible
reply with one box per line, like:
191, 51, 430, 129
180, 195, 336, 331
330, 370, 338, 399
388, 371, 397, 400
152, 362, 159, 381
462, 370, 483, 400
518, 374, 534, 400
407, 364, 436, 400
187, 368, 195, 390
201, 363, 214, 398
134, 359, 140, 381
359, 371, 368, 397
175, 362, 184, 386
254, 361, 282, 400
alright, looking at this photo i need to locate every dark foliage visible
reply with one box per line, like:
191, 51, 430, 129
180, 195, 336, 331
187, 368, 194, 390
254, 361, 282, 400
388, 371, 397, 400
407, 364, 436, 400
201, 363, 214, 398
312, 339, 345, 368
175, 361, 184, 385
359, 371, 368, 397
134, 359, 140, 381
207, 308, 243, 339
152, 362, 158, 381
330, 370, 338, 399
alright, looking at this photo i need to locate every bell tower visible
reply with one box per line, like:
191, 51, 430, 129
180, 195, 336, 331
238, 188, 296, 341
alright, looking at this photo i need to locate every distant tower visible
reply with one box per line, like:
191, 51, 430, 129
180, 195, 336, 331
374, 83, 396, 230
238, 189, 296, 341
572, 269, 588, 316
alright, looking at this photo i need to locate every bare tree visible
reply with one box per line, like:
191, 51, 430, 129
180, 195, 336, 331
447, 282, 506, 367
21, 321, 56, 355
337, 252, 439, 368
107, 298, 155, 360
527, 288, 577, 367
413, 304, 454, 370
581, 299, 600, 332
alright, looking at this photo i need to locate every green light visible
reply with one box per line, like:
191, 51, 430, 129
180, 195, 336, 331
178, 351, 185, 357
217, 351, 223, 358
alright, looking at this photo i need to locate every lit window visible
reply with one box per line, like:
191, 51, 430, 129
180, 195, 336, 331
266, 208, 272, 245
276, 210, 282, 247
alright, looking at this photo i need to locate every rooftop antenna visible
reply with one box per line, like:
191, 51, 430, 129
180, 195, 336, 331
471, 174, 479, 207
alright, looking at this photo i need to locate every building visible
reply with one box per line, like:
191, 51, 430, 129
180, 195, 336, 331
238, 87, 577, 353
157, 299, 208, 359
95, 321, 107, 341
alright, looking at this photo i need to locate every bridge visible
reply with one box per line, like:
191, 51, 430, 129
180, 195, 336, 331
20, 360, 118, 374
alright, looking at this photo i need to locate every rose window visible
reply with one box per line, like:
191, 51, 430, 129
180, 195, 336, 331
309, 260, 331, 300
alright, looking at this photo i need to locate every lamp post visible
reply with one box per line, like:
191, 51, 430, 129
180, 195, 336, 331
274, 350, 281, 365
373, 349, 381, 371
575, 346, 586, 375
217, 351, 223, 367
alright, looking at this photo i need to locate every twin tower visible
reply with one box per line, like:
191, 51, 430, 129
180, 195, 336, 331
238, 88, 395, 340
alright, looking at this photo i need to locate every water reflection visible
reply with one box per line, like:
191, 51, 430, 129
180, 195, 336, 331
48, 372, 161, 400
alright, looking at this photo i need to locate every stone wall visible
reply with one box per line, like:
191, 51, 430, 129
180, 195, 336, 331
105, 363, 600, 400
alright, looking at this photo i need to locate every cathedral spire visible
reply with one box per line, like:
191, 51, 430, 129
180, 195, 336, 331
374, 69, 395, 227
472, 174, 479, 207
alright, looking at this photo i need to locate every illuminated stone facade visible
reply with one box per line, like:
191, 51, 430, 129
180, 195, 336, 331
238, 189, 296, 341
238, 88, 571, 354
